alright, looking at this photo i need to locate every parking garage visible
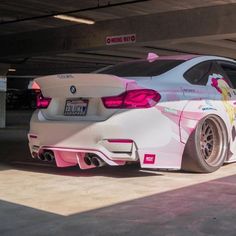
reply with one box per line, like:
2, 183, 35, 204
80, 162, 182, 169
1, 1, 236, 235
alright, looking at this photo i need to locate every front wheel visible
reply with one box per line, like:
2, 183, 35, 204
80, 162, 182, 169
182, 115, 228, 173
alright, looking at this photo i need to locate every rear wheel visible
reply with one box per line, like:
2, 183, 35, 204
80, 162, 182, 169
182, 115, 228, 173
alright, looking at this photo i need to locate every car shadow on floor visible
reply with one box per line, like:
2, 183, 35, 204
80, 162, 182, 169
0, 161, 163, 178
1, 174, 236, 236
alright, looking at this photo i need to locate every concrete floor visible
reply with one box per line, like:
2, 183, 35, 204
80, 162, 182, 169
0, 110, 236, 236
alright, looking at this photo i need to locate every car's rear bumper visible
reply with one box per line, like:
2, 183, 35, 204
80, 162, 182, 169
29, 145, 129, 169
28, 109, 184, 170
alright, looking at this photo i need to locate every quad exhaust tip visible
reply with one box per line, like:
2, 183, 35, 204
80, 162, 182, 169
44, 151, 55, 162
38, 150, 55, 162
84, 154, 106, 167
91, 155, 106, 167
36, 151, 105, 167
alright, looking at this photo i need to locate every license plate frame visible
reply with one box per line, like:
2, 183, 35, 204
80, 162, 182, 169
64, 99, 89, 116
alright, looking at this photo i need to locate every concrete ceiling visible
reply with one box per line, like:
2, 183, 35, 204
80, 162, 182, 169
1, 0, 236, 76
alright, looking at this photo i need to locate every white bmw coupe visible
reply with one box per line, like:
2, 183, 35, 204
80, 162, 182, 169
28, 53, 236, 173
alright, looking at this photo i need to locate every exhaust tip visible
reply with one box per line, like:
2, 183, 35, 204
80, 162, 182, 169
90, 155, 106, 167
44, 151, 55, 162
38, 153, 46, 161
38, 150, 55, 162
91, 157, 100, 167
32, 152, 38, 158
84, 155, 92, 166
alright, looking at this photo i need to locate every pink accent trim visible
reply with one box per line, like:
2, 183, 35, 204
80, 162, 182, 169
152, 54, 199, 61
53, 150, 76, 167
107, 139, 133, 143
32, 81, 40, 90
147, 52, 159, 62
143, 154, 156, 164
42, 146, 113, 161
39, 146, 126, 169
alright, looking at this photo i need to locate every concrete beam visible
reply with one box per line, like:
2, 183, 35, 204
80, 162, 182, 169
1, 4, 236, 58
153, 42, 236, 58
197, 39, 236, 50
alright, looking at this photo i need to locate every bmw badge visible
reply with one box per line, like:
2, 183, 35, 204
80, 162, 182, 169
70, 85, 77, 94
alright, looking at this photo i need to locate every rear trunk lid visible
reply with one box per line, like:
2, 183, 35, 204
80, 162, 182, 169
35, 73, 138, 121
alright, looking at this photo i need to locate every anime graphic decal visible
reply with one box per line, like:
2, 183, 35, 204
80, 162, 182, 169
210, 73, 236, 124
210, 73, 236, 158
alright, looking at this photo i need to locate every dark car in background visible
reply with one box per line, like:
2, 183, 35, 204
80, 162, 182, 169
6, 89, 40, 110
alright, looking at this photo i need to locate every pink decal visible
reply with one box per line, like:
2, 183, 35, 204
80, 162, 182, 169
210, 75, 236, 124
143, 154, 156, 164
211, 75, 230, 94
157, 105, 204, 121
211, 78, 222, 93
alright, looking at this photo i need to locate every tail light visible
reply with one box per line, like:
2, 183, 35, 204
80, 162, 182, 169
102, 89, 161, 109
36, 93, 51, 109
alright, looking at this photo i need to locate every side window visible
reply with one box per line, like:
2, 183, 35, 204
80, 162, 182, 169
184, 61, 212, 85
218, 61, 236, 89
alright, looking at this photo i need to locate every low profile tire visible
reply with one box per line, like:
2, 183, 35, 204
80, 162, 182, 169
182, 115, 228, 173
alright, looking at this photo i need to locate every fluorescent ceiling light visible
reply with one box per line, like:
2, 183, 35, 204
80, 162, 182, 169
8, 68, 16, 72
53, 14, 95, 25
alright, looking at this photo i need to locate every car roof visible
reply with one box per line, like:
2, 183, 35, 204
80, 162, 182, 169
154, 54, 236, 63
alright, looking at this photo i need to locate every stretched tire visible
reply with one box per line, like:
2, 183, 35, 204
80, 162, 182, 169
182, 115, 228, 173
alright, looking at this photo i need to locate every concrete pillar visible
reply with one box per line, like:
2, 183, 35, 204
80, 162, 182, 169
0, 64, 10, 128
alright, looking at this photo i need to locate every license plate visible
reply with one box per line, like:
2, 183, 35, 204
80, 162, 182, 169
64, 99, 88, 116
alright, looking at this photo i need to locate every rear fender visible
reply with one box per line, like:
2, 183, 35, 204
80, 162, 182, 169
180, 100, 231, 144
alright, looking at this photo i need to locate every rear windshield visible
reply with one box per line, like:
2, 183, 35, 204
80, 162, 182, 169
97, 59, 184, 77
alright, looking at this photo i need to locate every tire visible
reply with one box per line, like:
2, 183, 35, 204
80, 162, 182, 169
182, 115, 228, 173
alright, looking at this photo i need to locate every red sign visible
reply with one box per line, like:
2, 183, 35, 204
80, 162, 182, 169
106, 34, 136, 45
